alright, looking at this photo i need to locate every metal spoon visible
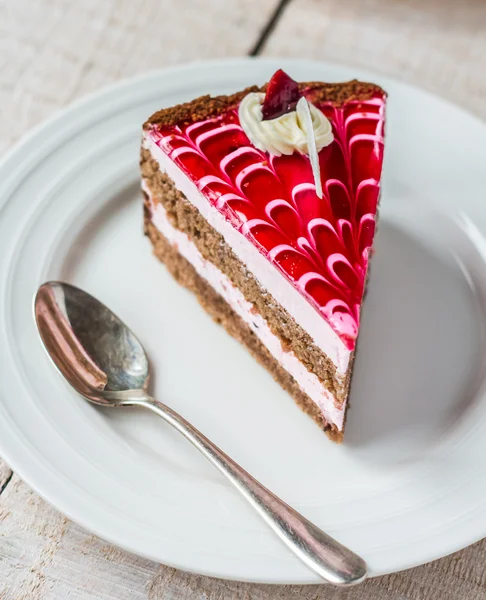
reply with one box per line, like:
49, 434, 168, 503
34, 281, 367, 586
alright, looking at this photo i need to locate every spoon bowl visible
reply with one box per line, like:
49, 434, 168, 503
35, 282, 149, 403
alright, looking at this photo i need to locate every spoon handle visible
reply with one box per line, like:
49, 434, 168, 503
130, 396, 366, 586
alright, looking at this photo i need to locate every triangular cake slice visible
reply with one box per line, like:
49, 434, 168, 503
141, 70, 386, 442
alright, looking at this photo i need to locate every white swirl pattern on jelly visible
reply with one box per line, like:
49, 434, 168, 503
148, 94, 386, 349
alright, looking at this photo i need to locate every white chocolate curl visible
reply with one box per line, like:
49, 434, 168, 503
238, 92, 333, 198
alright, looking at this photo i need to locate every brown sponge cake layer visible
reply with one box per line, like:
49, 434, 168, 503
141, 149, 353, 403
144, 216, 344, 444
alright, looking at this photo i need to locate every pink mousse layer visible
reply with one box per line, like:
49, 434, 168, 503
146, 93, 385, 350
144, 182, 346, 430
143, 135, 352, 378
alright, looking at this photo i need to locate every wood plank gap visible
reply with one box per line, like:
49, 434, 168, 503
248, 0, 293, 56
0, 470, 13, 496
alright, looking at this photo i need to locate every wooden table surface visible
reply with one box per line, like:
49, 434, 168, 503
1, 0, 486, 598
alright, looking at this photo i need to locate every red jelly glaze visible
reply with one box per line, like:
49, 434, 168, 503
153, 90, 386, 349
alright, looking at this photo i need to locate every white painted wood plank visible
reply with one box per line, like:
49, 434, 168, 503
0, 475, 154, 599
0, 0, 279, 156
263, 0, 486, 119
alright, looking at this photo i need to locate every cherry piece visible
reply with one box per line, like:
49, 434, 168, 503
261, 69, 301, 121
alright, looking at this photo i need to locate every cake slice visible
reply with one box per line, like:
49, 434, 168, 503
141, 70, 386, 442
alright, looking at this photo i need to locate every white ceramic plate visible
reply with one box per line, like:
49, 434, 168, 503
1, 58, 486, 584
